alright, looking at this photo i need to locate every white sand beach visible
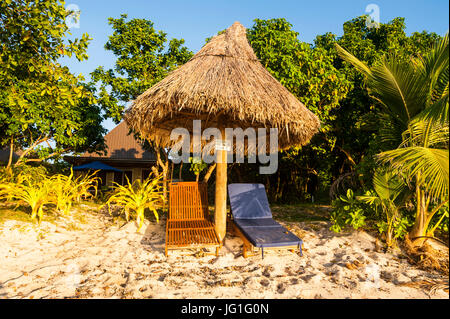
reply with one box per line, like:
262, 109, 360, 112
0, 206, 448, 299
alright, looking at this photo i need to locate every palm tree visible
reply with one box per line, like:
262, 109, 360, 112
335, 34, 449, 243
377, 120, 448, 240
358, 169, 408, 247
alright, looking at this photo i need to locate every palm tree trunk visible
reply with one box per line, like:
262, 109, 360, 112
6, 137, 14, 169
409, 182, 430, 244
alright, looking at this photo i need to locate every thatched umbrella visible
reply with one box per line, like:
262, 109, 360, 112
124, 21, 320, 242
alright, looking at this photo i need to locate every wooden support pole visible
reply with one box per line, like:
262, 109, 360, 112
214, 126, 227, 243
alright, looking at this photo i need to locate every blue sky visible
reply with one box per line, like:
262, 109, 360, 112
61, 0, 449, 132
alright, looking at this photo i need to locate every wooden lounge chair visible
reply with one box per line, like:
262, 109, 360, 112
228, 183, 303, 259
165, 181, 221, 257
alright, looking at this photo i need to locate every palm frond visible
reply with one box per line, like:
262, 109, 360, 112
369, 56, 428, 125
334, 43, 372, 76
335, 43, 429, 126
414, 93, 449, 125
377, 147, 449, 200
401, 120, 449, 149
416, 33, 449, 103
372, 168, 407, 202
378, 113, 408, 149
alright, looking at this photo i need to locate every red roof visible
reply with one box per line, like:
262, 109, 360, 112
83, 122, 155, 160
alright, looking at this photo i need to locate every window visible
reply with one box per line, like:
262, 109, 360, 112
142, 169, 152, 181
97, 171, 107, 186
123, 171, 133, 184
114, 171, 123, 185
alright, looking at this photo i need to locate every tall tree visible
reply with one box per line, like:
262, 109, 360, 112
315, 17, 442, 188
336, 34, 449, 242
213, 17, 442, 203
0, 0, 106, 167
91, 14, 193, 122
91, 14, 193, 196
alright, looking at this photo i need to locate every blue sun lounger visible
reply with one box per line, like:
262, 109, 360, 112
228, 183, 303, 259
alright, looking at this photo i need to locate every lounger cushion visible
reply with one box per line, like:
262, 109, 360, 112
234, 218, 280, 228
228, 183, 272, 219
228, 183, 303, 250
234, 223, 301, 248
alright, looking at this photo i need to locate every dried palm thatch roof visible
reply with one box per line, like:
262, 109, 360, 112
124, 21, 320, 150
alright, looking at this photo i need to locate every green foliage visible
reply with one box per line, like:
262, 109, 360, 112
48, 169, 99, 215
0, 0, 106, 164
224, 17, 442, 204
337, 33, 449, 239
91, 14, 193, 122
248, 18, 351, 132
330, 189, 369, 232
189, 157, 208, 181
90, 15, 192, 199
233, 18, 351, 202
0, 164, 48, 184
358, 169, 409, 246
0, 165, 98, 224
1, 6, 446, 245
394, 217, 411, 239
104, 174, 165, 232
317, 17, 443, 191
0, 168, 51, 223
428, 202, 449, 235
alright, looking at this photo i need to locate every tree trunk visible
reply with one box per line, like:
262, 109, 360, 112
162, 165, 168, 200
275, 170, 281, 202
6, 137, 14, 169
156, 148, 169, 201
214, 127, 227, 243
151, 165, 159, 177
386, 230, 393, 248
409, 183, 430, 245
14, 134, 49, 166
203, 163, 216, 184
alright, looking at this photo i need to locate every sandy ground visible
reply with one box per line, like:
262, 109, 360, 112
0, 206, 448, 299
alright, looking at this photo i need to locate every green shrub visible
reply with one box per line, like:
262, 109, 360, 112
330, 189, 369, 233
103, 174, 165, 232
0, 165, 99, 224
